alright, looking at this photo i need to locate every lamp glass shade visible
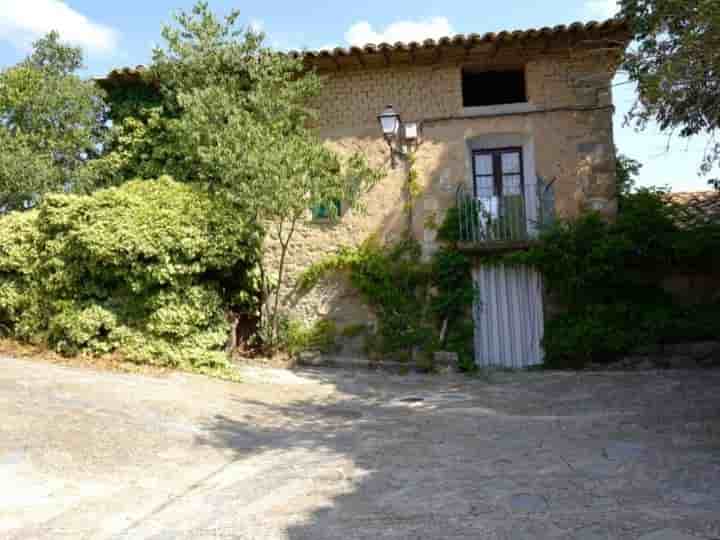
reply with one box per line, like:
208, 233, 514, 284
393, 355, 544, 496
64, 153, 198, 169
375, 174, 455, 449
378, 105, 400, 137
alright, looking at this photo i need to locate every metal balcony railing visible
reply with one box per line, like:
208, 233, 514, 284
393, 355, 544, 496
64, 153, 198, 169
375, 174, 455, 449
456, 178, 555, 247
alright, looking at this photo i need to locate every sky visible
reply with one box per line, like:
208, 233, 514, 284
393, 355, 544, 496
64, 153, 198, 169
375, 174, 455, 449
0, 0, 715, 192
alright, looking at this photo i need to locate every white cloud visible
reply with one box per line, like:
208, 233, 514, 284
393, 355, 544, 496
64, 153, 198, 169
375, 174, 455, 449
249, 19, 264, 34
345, 17, 454, 46
584, 0, 619, 19
0, 0, 119, 54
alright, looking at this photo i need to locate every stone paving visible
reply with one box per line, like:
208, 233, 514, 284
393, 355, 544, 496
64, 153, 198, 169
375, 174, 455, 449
1, 356, 720, 539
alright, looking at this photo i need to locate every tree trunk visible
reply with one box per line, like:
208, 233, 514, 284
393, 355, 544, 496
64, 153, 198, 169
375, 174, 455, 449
268, 216, 298, 346
225, 311, 239, 353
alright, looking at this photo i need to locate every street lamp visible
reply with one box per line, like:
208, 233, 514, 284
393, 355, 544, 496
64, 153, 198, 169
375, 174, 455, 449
377, 106, 421, 169
378, 105, 401, 140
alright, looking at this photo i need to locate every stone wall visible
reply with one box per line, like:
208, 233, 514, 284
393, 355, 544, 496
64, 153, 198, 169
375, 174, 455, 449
265, 49, 620, 332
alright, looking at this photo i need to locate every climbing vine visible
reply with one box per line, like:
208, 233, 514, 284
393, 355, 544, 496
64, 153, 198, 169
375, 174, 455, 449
300, 188, 720, 371
404, 151, 422, 233
298, 229, 476, 370
296, 151, 479, 370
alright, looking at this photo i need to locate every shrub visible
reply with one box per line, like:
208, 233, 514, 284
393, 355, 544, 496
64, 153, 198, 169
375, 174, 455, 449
0, 211, 41, 338
0, 177, 261, 371
282, 319, 338, 355
297, 236, 476, 364
512, 188, 720, 369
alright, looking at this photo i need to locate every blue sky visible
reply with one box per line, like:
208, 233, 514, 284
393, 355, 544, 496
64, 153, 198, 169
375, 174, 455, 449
0, 0, 715, 192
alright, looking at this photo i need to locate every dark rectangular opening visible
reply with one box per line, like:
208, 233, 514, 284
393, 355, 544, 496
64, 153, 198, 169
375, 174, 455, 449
462, 69, 527, 107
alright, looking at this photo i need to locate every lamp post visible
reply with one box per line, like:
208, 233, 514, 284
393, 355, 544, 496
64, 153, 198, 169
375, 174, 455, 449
378, 105, 402, 168
377, 105, 421, 169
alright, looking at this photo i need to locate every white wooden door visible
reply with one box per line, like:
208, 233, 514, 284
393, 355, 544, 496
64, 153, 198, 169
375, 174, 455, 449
473, 265, 544, 368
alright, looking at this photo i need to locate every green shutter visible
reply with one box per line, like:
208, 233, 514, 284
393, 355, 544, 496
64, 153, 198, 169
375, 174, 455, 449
311, 199, 342, 220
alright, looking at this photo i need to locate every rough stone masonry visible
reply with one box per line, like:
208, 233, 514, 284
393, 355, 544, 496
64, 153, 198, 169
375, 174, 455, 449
267, 21, 629, 330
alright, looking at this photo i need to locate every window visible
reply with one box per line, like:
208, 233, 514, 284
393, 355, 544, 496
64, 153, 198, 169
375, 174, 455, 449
462, 68, 526, 108
472, 148, 527, 240
311, 199, 342, 221
472, 148, 524, 199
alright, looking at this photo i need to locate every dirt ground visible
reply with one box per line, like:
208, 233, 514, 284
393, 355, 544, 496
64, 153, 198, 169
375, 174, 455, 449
1, 355, 719, 539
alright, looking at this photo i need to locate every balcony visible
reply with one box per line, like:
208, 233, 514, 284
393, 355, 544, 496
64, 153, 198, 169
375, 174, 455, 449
455, 179, 555, 252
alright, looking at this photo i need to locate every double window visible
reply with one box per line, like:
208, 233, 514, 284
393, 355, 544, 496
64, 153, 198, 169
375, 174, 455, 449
472, 147, 527, 240
472, 148, 524, 199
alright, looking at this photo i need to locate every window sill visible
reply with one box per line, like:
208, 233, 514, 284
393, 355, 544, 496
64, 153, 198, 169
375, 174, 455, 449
462, 103, 538, 117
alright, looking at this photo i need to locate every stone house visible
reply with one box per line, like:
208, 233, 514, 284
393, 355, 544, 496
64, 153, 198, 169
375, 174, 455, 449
103, 18, 631, 368
275, 18, 630, 367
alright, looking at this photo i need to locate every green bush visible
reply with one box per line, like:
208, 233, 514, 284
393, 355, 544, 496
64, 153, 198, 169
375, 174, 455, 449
0, 211, 41, 337
0, 177, 261, 371
346, 239, 435, 357
511, 188, 720, 369
297, 236, 476, 364
282, 318, 338, 356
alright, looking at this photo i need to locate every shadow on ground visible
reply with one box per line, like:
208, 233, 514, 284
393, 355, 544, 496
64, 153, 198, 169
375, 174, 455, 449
194, 368, 720, 540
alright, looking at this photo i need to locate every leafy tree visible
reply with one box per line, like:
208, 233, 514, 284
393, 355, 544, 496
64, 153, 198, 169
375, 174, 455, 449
0, 32, 108, 210
615, 149, 643, 198
620, 0, 720, 186
25, 31, 83, 75
104, 2, 380, 346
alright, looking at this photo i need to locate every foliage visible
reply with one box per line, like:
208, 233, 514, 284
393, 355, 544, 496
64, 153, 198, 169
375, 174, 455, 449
429, 248, 476, 370
97, 3, 381, 347
543, 300, 720, 369
0, 32, 108, 210
0, 178, 261, 374
84, 84, 187, 189
348, 239, 434, 358
404, 152, 422, 230
25, 31, 83, 75
281, 319, 338, 356
298, 230, 476, 366
297, 187, 720, 371
340, 323, 367, 339
295, 145, 479, 368
0, 211, 40, 335
299, 239, 432, 359
615, 150, 643, 198
507, 188, 720, 368
620, 0, 720, 184
436, 206, 462, 243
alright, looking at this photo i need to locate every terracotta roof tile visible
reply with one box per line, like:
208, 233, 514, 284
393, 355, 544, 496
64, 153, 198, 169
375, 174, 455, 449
289, 18, 628, 60
669, 191, 720, 221
102, 18, 629, 82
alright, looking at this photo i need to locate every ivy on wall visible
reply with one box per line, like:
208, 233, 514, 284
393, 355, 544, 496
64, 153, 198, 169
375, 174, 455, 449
297, 234, 476, 371
298, 188, 720, 371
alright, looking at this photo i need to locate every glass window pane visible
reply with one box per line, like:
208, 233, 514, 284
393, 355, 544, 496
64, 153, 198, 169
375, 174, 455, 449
502, 174, 522, 195
474, 154, 493, 176
476, 175, 494, 197
502, 152, 521, 174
